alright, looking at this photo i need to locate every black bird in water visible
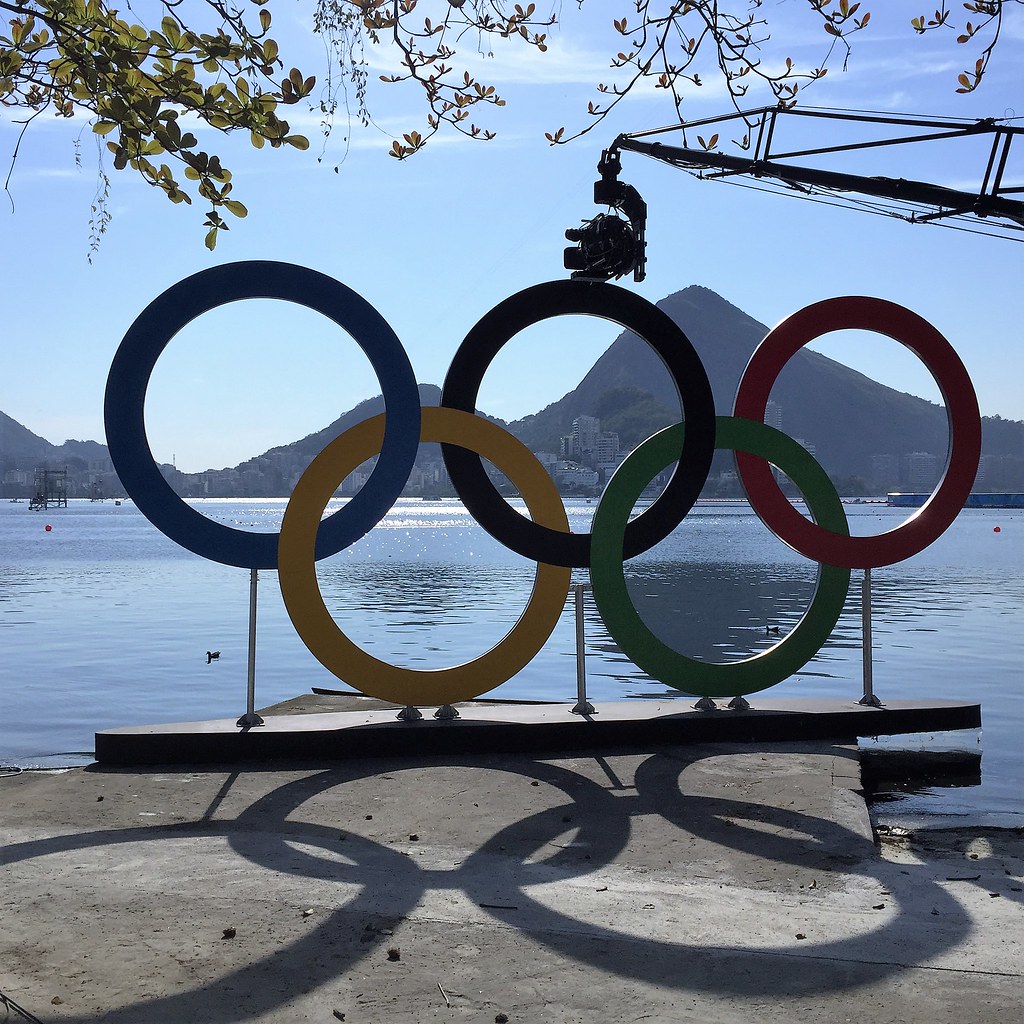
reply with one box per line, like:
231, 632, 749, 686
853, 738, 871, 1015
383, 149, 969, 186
766, 626, 781, 637
206, 650, 221, 664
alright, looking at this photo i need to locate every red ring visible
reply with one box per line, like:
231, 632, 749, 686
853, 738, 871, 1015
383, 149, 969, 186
733, 296, 981, 569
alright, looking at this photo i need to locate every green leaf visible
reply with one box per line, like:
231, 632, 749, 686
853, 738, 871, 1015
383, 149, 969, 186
161, 17, 181, 47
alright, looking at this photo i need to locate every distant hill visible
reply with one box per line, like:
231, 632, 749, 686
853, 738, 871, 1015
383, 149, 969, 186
1, 411, 112, 472
237, 383, 506, 472
224, 285, 1024, 493
4, 285, 1023, 496
0, 411, 58, 465
245, 383, 446, 468
509, 286, 771, 452
507, 285, 1020, 488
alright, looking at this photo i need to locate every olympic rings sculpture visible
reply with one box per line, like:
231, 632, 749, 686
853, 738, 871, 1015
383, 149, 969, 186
104, 261, 981, 704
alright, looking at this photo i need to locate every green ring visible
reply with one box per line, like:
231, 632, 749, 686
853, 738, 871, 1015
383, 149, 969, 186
590, 416, 851, 698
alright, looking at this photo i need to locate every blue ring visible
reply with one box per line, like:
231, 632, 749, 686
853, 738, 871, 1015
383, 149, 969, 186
103, 261, 420, 568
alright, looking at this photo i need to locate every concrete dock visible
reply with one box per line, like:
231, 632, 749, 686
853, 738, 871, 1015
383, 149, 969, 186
1, 700, 1021, 1023
92, 692, 981, 765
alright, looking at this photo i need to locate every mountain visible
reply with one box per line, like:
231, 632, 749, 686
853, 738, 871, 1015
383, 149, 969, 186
509, 286, 771, 452
1, 412, 113, 472
232, 285, 1022, 494
507, 285, 1012, 489
4, 286, 1023, 497
0, 413, 120, 498
237, 382, 506, 472
244, 383, 450, 468
0, 411, 60, 465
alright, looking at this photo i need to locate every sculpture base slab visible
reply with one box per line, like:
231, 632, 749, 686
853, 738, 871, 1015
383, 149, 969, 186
95, 697, 981, 766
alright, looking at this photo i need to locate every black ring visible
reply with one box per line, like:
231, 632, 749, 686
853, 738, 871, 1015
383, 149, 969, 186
440, 280, 716, 567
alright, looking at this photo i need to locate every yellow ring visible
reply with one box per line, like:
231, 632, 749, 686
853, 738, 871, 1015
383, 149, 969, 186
278, 407, 572, 706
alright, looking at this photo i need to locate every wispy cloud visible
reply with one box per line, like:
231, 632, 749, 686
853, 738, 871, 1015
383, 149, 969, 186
8, 166, 82, 180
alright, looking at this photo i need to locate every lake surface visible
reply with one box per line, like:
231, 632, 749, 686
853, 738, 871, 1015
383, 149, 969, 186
1, 497, 1021, 827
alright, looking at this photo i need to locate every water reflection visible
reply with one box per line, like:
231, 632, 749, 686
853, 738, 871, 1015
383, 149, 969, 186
315, 556, 539, 668
624, 559, 818, 663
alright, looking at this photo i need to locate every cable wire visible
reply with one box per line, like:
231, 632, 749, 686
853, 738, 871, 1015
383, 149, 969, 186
686, 169, 1024, 242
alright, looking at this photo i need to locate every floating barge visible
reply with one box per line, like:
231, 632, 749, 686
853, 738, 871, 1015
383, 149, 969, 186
888, 491, 1024, 509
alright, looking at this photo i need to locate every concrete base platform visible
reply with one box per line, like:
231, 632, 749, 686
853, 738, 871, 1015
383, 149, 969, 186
94, 696, 981, 766
2, 742, 1020, 1023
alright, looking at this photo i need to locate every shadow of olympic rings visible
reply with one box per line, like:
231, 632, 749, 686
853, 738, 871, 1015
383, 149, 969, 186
3, 750, 974, 1022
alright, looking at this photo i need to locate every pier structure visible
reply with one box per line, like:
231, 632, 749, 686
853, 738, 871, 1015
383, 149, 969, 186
28, 466, 69, 510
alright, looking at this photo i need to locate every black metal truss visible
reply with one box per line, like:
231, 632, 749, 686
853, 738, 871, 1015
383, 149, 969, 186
610, 107, 1024, 240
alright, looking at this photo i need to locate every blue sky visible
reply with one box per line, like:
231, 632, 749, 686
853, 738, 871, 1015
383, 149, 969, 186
2, 2, 1022, 473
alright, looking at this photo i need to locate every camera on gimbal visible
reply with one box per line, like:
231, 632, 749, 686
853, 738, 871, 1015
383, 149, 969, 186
563, 147, 647, 283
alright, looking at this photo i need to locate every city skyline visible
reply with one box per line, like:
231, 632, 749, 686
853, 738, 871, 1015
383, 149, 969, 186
12, 384, 1017, 501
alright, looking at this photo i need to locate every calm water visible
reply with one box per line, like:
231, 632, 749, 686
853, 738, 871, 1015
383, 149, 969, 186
1, 498, 1021, 826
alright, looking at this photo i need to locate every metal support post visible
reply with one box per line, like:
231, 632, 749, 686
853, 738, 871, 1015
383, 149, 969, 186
434, 704, 460, 720
693, 696, 718, 712
858, 567, 883, 707
397, 705, 423, 721
237, 568, 265, 728
571, 583, 596, 715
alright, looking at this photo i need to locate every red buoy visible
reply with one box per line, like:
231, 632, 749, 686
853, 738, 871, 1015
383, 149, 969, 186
44, 524, 52, 532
